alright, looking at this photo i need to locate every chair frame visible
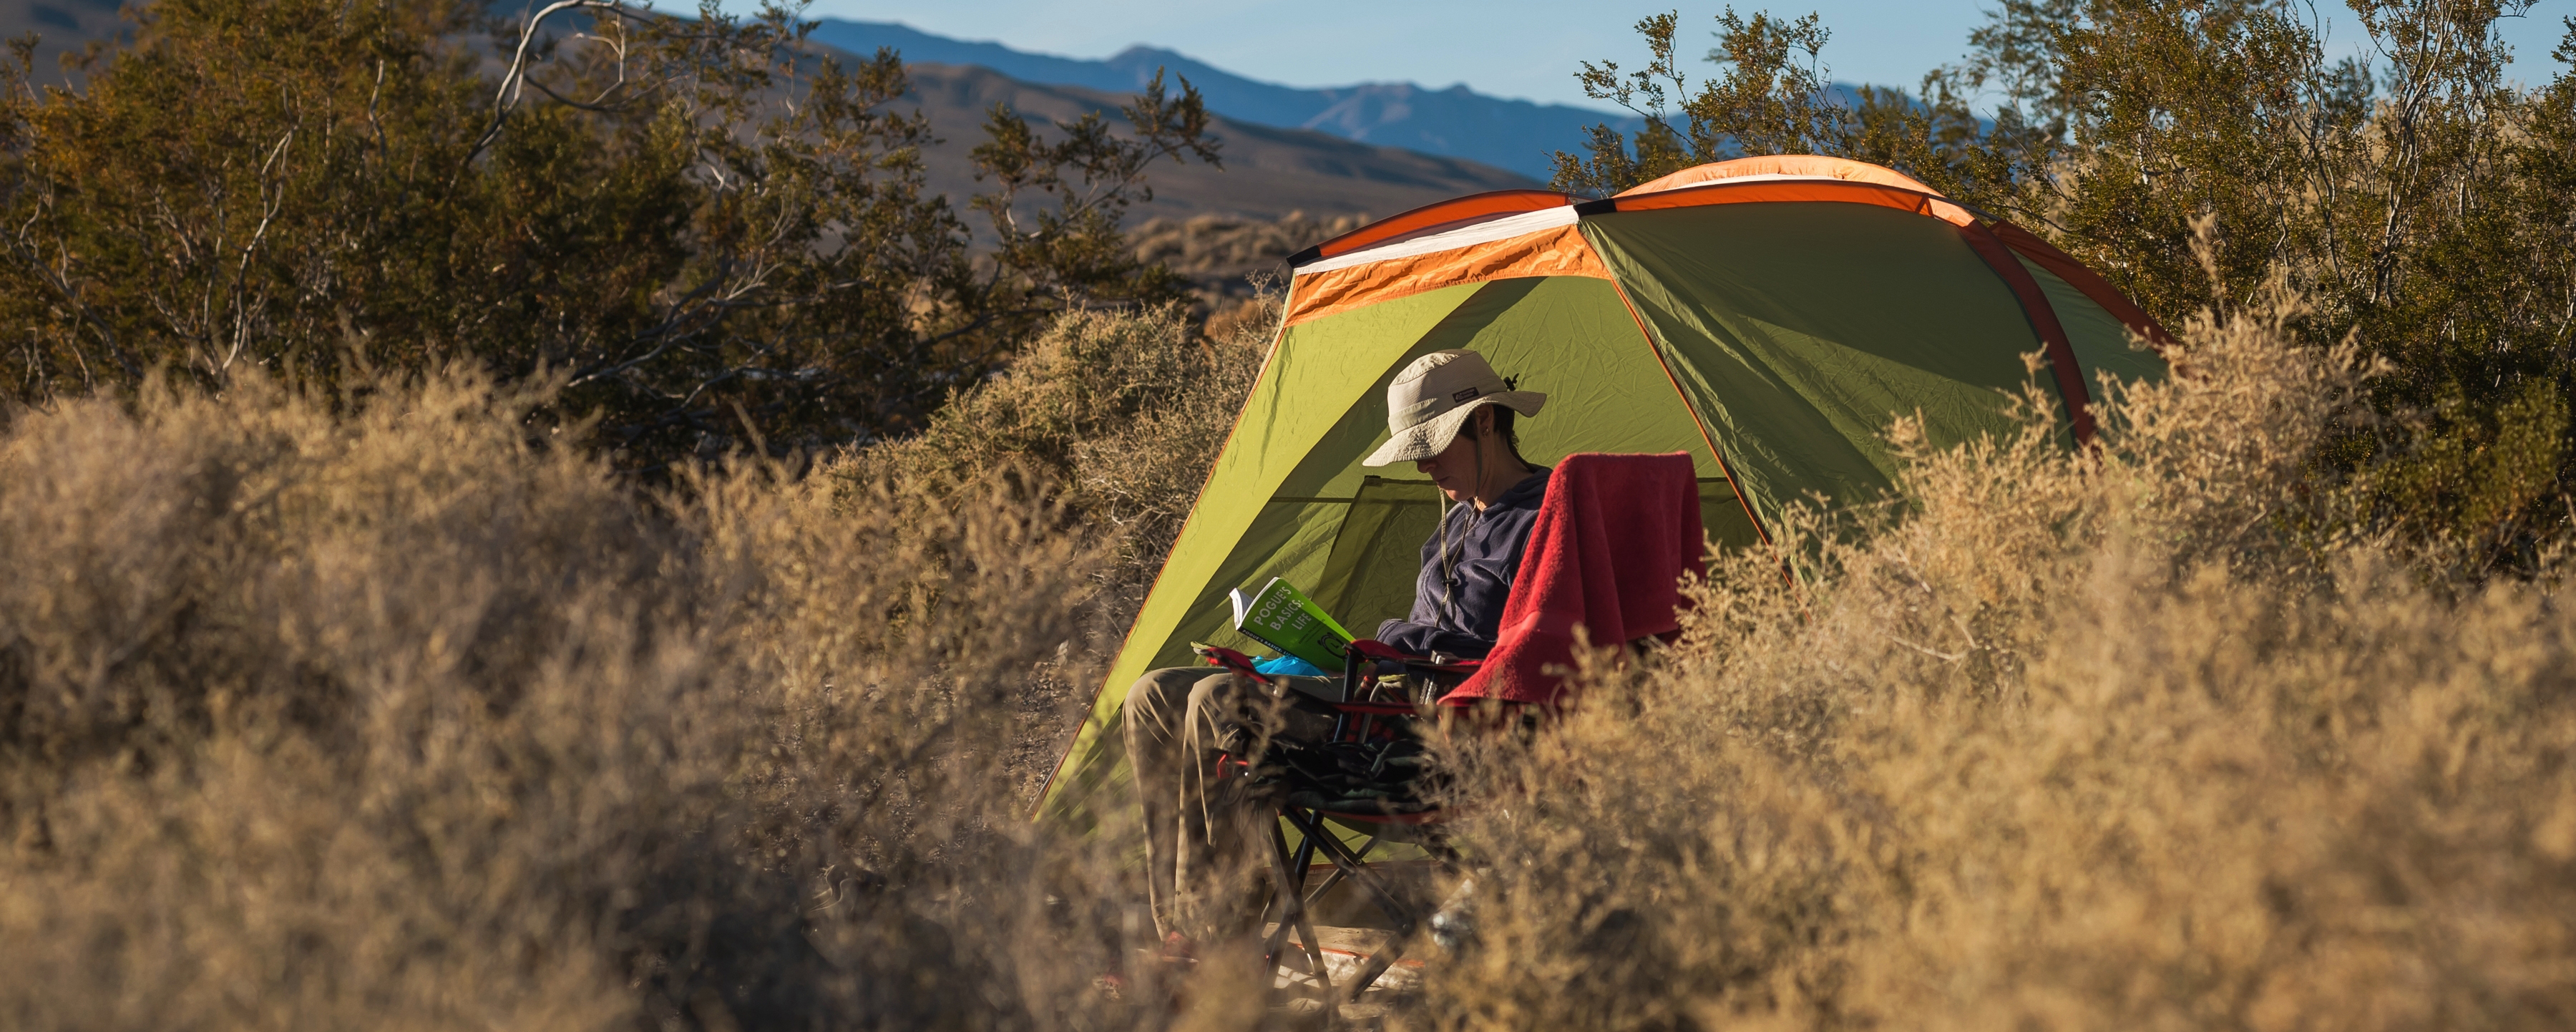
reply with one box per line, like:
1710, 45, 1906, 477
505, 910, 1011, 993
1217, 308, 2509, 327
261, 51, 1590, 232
1245, 650, 1471, 1010
1216, 452, 1705, 1016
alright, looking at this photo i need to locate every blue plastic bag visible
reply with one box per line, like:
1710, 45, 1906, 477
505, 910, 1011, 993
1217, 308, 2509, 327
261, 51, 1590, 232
1252, 654, 1328, 678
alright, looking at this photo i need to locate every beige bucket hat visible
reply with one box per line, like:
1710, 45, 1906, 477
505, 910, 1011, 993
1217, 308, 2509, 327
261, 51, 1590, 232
1361, 349, 1547, 467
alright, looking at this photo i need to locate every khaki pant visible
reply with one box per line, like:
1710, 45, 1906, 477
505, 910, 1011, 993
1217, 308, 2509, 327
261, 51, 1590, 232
1122, 666, 1337, 942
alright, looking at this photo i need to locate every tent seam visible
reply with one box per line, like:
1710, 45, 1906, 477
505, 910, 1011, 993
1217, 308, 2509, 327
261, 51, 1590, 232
1601, 274, 1776, 549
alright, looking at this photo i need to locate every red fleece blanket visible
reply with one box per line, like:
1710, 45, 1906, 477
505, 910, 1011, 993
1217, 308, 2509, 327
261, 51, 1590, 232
1448, 452, 1706, 706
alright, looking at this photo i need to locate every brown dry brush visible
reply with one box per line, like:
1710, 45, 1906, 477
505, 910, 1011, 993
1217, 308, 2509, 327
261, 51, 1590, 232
0, 364, 1171, 1029
0, 289, 1274, 1030
6, 270, 2576, 1029
841, 296, 1272, 629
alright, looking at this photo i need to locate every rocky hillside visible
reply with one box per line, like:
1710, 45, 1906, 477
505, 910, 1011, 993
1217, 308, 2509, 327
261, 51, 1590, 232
902, 62, 1533, 223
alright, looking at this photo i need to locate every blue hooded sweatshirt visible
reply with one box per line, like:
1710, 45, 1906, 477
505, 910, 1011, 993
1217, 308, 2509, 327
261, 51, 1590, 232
1375, 468, 1550, 658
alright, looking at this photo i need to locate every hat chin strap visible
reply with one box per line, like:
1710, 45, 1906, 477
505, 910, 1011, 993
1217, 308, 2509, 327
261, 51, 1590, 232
1437, 422, 1489, 627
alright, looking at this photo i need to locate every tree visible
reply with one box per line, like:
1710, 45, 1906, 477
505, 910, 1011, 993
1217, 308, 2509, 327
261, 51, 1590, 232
1563, 3, 2576, 571
0, 0, 1218, 474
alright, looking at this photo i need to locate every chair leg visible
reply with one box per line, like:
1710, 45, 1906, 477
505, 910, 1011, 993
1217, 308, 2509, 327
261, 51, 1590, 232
1262, 817, 1333, 1000
1301, 834, 1377, 906
1259, 817, 1325, 973
1283, 810, 1422, 1003
1256, 880, 1303, 975
1287, 827, 1324, 899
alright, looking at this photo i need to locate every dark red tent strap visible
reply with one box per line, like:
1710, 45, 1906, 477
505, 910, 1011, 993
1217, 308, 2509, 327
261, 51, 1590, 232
1960, 220, 2097, 444
1988, 220, 2179, 354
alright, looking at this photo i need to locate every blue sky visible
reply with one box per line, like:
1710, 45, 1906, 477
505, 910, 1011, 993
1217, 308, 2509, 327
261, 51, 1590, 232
660, 1, 2572, 109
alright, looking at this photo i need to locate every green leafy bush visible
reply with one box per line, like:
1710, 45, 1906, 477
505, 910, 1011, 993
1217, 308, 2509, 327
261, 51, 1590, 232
0, 0, 1216, 475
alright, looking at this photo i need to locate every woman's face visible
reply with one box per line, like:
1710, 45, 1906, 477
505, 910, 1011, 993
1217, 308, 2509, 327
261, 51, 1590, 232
1415, 410, 1490, 503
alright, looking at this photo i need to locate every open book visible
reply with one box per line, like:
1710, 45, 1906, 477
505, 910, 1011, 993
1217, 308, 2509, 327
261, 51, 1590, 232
1227, 577, 1355, 675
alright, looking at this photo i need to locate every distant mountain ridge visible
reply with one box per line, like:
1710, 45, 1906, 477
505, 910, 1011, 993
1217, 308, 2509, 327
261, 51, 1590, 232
0, 2, 1547, 225
806, 19, 1644, 182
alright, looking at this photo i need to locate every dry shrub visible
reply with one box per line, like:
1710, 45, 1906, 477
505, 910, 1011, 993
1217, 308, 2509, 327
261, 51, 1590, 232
1128, 213, 1367, 282
1129, 214, 1363, 339
1419, 278, 2576, 1030
0, 367, 1153, 1029
7, 268, 2569, 1031
844, 298, 1269, 623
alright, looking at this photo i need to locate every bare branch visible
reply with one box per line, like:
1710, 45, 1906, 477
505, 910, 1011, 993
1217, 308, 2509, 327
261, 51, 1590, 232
463, 0, 624, 169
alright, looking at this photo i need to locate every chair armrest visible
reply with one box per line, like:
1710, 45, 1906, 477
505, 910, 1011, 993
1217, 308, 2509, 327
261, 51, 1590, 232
1319, 699, 1424, 718
1189, 642, 1272, 685
1344, 638, 1414, 663
1349, 637, 1482, 675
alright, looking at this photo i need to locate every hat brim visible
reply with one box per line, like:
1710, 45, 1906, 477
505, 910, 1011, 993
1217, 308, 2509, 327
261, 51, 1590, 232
1360, 391, 1546, 467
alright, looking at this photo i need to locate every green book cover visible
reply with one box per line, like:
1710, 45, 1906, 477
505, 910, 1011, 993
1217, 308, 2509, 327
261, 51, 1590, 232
1226, 577, 1355, 674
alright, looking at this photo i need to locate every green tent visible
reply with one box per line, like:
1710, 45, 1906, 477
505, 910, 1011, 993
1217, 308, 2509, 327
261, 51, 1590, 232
1039, 156, 2170, 828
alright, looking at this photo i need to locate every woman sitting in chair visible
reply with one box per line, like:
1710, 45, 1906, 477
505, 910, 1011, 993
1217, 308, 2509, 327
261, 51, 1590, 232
1121, 348, 1548, 948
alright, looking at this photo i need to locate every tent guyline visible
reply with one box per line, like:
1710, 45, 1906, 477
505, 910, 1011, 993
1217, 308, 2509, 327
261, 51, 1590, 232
1038, 155, 2172, 829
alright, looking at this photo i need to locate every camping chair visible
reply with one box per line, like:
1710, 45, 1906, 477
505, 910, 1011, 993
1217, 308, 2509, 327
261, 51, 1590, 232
1226, 452, 1708, 1010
